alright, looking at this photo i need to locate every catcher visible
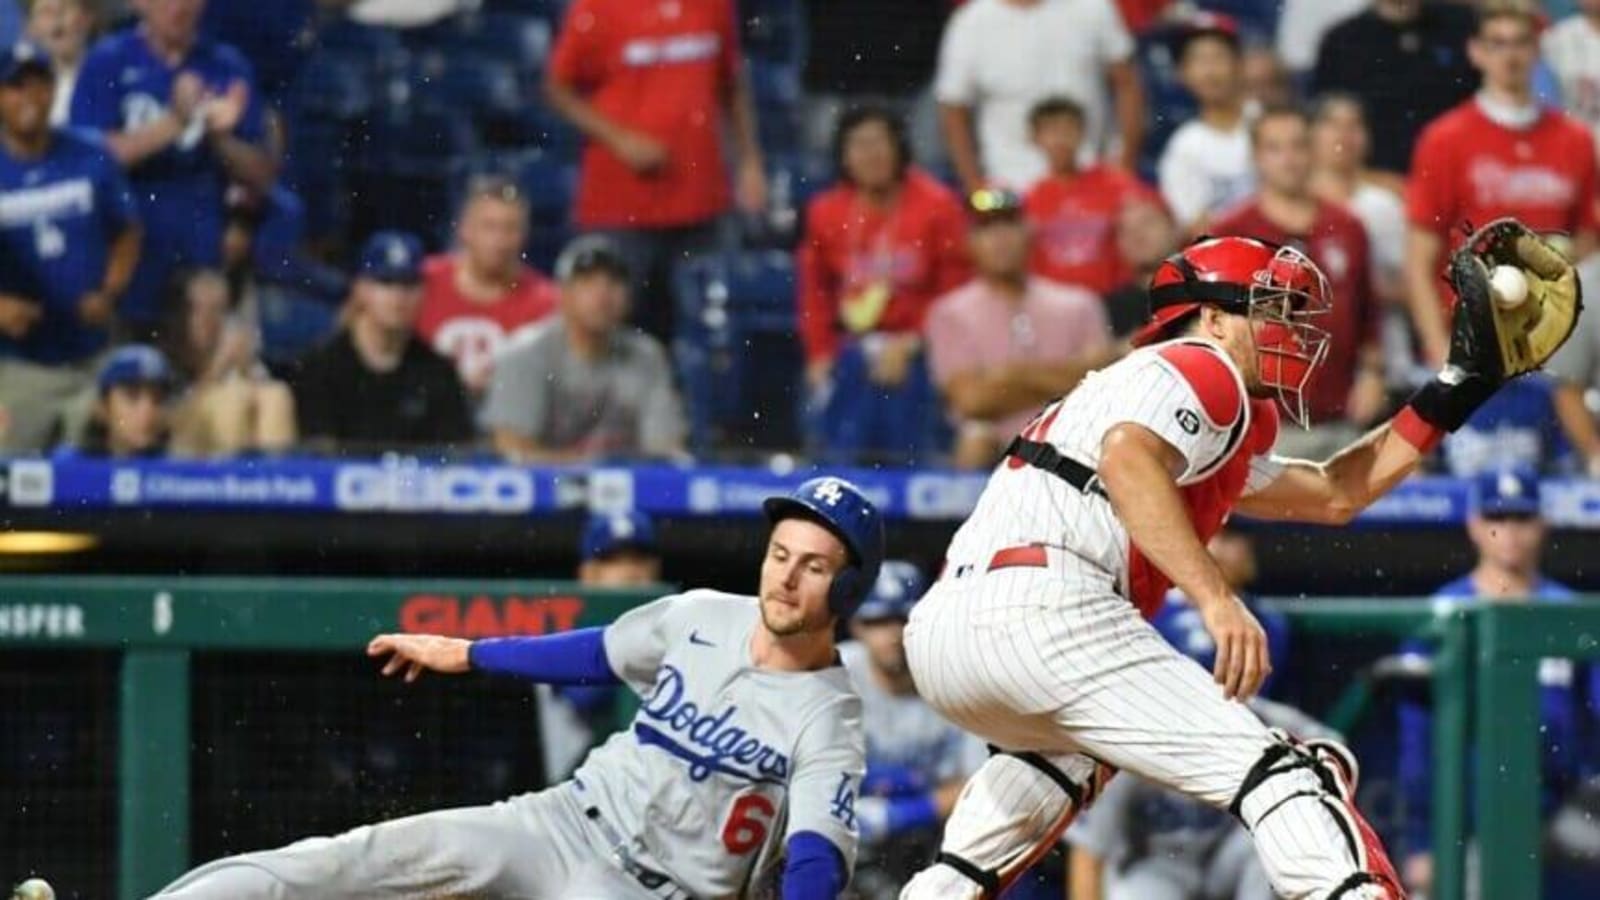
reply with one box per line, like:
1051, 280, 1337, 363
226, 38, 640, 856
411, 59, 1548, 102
897, 218, 1580, 900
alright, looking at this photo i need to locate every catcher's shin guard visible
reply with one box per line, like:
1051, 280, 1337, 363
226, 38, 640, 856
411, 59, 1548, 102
1230, 733, 1405, 900
899, 750, 1112, 900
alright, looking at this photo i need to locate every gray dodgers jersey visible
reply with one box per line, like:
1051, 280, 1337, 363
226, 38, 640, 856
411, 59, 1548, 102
838, 642, 986, 794
574, 590, 866, 898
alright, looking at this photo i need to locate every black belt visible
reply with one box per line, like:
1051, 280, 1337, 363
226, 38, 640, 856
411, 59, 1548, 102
584, 806, 680, 894
1004, 437, 1108, 499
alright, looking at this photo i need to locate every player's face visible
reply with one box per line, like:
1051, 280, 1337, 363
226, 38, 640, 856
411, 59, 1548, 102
28, 0, 92, 63
1470, 18, 1538, 91
459, 196, 528, 278
561, 271, 628, 335
841, 119, 900, 194
1116, 199, 1178, 270
356, 278, 423, 333
1253, 115, 1312, 196
1178, 36, 1241, 106
1311, 99, 1367, 172
579, 551, 661, 588
969, 218, 1030, 279
759, 518, 847, 638
102, 383, 168, 455
849, 617, 909, 677
1195, 307, 1264, 391
1467, 513, 1546, 578
0, 72, 54, 138
1031, 114, 1084, 174
137, 0, 204, 44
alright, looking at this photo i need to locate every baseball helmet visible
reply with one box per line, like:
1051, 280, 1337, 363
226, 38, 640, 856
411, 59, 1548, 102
762, 477, 885, 619
853, 560, 927, 622
1133, 235, 1332, 428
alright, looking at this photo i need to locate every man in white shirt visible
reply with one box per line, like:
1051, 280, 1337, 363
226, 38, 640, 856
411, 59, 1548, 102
1542, 0, 1600, 144
934, 0, 1143, 194
1156, 15, 1256, 233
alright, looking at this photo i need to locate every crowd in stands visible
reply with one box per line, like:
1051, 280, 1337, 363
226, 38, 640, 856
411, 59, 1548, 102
0, 0, 1597, 478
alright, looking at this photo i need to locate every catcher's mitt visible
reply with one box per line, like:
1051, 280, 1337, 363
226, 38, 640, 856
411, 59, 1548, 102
1446, 217, 1583, 382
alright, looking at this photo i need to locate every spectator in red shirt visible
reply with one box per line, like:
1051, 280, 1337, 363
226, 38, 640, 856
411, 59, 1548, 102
1213, 105, 1384, 459
417, 176, 558, 396
797, 106, 970, 394
1023, 96, 1156, 297
925, 187, 1113, 469
1404, 3, 1600, 367
544, 0, 764, 344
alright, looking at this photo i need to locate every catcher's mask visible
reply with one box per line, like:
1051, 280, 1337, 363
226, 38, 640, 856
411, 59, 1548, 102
1135, 236, 1332, 429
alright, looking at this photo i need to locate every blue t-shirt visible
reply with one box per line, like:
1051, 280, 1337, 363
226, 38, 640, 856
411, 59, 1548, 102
0, 130, 139, 365
1396, 575, 1600, 851
1443, 375, 1569, 476
1152, 590, 1292, 696
69, 27, 265, 198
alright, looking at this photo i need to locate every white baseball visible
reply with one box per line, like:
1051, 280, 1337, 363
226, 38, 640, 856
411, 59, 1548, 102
1490, 265, 1529, 309
12, 879, 55, 900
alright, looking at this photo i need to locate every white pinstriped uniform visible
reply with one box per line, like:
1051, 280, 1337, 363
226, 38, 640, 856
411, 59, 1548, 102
899, 340, 1395, 900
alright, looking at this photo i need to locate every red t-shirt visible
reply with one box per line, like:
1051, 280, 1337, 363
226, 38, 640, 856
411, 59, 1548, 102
1024, 166, 1156, 296
796, 167, 972, 364
548, 0, 739, 228
1407, 100, 1599, 255
416, 254, 559, 389
1211, 199, 1378, 424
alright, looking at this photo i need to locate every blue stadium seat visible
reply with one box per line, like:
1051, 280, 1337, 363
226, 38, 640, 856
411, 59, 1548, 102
293, 51, 376, 122
482, 0, 568, 21
258, 286, 338, 368
448, 12, 552, 73
673, 251, 803, 455
411, 53, 526, 120
741, 0, 802, 64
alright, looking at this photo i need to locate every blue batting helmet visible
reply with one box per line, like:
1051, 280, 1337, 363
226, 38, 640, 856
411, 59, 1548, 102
762, 476, 885, 619
853, 560, 927, 622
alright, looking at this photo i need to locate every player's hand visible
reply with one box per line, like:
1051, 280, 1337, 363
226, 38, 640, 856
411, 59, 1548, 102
609, 130, 668, 174
1198, 595, 1271, 701
205, 80, 250, 135
0, 294, 41, 339
77, 290, 114, 328
366, 633, 472, 682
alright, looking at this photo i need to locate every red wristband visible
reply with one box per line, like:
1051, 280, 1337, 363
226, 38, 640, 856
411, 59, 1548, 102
1393, 405, 1445, 454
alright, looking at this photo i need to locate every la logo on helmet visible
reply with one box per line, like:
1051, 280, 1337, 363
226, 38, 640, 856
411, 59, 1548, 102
813, 480, 845, 506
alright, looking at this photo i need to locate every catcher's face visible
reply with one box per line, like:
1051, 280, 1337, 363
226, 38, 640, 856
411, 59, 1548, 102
759, 519, 846, 637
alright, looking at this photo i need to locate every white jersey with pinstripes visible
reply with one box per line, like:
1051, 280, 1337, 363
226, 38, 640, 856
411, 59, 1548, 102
942, 339, 1282, 599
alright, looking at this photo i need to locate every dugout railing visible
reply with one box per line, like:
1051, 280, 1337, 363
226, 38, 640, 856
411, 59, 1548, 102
2, 578, 1596, 900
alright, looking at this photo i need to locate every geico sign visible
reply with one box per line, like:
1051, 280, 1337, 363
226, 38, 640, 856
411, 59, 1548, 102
334, 465, 535, 513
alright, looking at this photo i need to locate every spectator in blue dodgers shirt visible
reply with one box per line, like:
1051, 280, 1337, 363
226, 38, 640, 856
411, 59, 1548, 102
481, 235, 687, 465
289, 231, 473, 454
539, 510, 665, 781
1440, 373, 1569, 477
70, 0, 277, 338
836, 560, 986, 900
1394, 468, 1600, 898
0, 41, 141, 453
1066, 528, 1324, 900
60, 343, 174, 458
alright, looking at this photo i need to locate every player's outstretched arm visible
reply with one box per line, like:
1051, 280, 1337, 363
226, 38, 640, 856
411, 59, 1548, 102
366, 629, 622, 686
1233, 420, 1425, 526
366, 633, 472, 682
1100, 423, 1270, 700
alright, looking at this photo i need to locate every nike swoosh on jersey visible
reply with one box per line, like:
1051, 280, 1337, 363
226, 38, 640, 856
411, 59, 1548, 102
689, 630, 715, 647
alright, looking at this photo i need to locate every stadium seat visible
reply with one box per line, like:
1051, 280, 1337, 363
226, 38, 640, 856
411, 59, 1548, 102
740, 0, 802, 64
410, 53, 526, 121
447, 12, 552, 73
293, 51, 376, 122
481, 0, 568, 22
805, 340, 948, 467
673, 251, 804, 456
257, 286, 339, 368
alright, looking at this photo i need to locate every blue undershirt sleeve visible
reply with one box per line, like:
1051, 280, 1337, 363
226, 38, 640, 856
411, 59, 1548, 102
467, 627, 621, 685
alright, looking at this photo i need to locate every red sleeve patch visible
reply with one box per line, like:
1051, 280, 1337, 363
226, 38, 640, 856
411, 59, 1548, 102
1157, 344, 1243, 426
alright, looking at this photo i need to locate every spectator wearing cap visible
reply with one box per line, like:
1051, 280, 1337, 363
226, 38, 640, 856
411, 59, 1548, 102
59, 343, 172, 458
25, 0, 97, 126
544, 0, 765, 345
481, 236, 687, 464
70, 0, 277, 337
1211, 105, 1383, 459
0, 41, 141, 453
933, 0, 1143, 195
289, 231, 473, 453
797, 106, 969, 399
1311, 0, 1478, 176
838, 560, 987, 899
1022, 96, 1158, 297
418, 176, 559, 397
540, 509, 664, 780
924, 188, 1113, 470
1395, 468, 1597, 896
1156, 14, 1257, 234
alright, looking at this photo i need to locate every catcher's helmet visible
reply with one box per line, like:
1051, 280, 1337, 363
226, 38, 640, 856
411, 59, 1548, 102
852, 560, 928, 622
763, 477, 885, 619
1133, 235, 1332, 428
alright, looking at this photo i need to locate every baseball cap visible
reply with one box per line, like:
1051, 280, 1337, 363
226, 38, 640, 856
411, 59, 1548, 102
967, 187, 1025, 224
0, 42, 51, 84
97, 344, 173, 395
555, 235, 630, 283
1174, 11, 1241, 58
581, 511, 658, 561
357, 231, 424, 284
1471, 468, 1542, 518
853, 560, 927, 622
